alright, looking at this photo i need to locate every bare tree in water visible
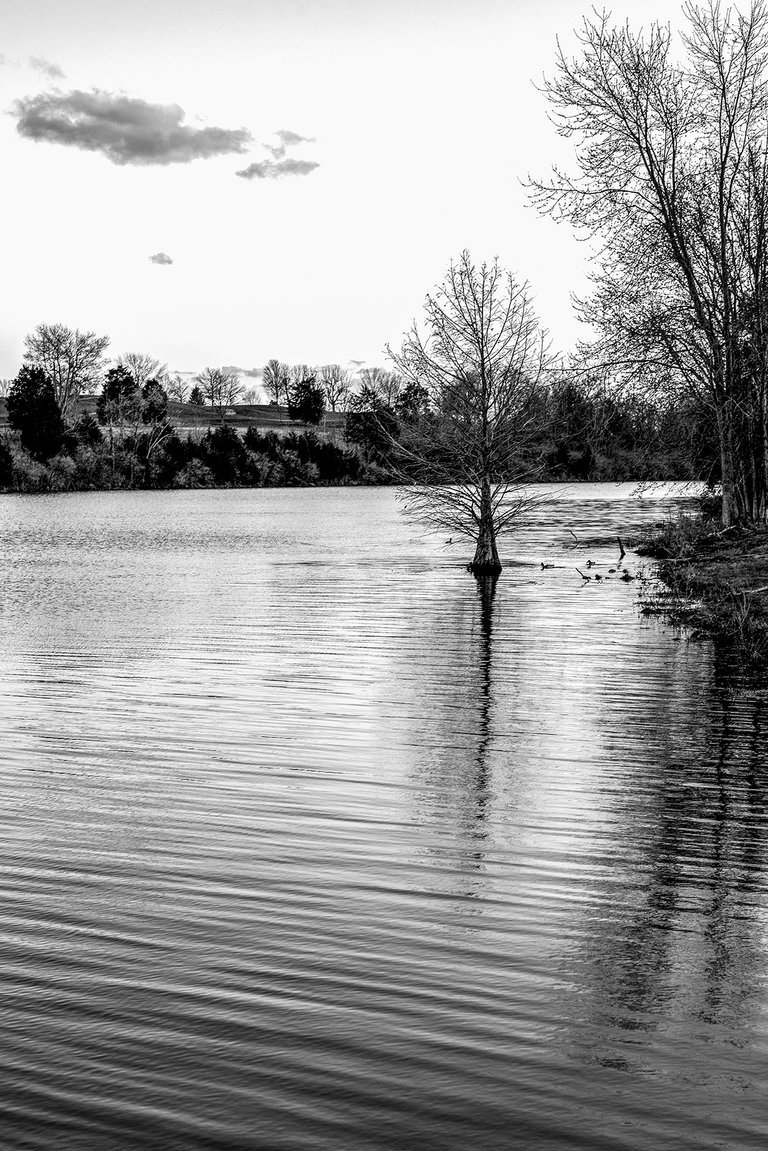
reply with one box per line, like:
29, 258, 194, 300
388, 251, 550, 574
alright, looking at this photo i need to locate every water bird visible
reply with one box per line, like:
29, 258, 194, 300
541, 562, 555, 569
620, 570, 635, 582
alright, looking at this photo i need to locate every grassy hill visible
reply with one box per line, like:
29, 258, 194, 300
0, 397, 347, 441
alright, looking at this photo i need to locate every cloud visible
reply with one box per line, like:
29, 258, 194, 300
264, 128, 316, 160
277, 129, 315, 148
28, 56, 65, 80
149, 252, 173, 265
13, 89, 252, 165
223, 365, 263, 378
236, 157, 319, 180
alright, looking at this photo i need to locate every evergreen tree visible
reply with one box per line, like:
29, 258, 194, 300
288, 378, 325, 425
7, 366, 65, 460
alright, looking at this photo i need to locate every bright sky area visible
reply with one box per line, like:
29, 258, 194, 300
0, 0, 684, 388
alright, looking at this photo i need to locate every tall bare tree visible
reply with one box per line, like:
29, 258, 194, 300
263, 359, 290, 409
319, 364, 351, 411
388, 252, 550, 574
533, 1, 768, 526
23, 322, 110, 422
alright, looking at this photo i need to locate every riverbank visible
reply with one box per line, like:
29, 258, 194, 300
637, 511, 768, 662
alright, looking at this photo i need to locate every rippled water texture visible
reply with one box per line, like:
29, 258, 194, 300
0, 483, 767, 1150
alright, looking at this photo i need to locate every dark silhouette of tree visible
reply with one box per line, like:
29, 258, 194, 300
344, 386, 400, 463
97, 366, 140, 429
201, 425, 248, 485
141, 379, 168, 424
23, 323, 109, 422
73, 412, 103, 447
97, 366, 140, 484
7, 366, 65, 460
288, 376, 325, 424
188, 384, 205, 406
388, 251, 550, 574
533, 1, 768, 526
0, 437, 13, 487
137, 378, 172, 484
395, 381, 430, 424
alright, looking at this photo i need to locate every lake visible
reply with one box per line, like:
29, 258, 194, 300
0, 483, 766, 1150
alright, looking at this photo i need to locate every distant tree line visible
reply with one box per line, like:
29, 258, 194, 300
0, 318, 717, 495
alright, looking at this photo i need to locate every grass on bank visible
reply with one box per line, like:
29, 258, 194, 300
636, 504, 768, 664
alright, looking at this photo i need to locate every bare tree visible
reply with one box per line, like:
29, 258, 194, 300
388, 251, 550, 574
166, 374, 190, 403
289, 364, 317, 391
194, 367, 243, 422
0, 379, 12, 398
532, 1, 768, 526
263, 359, 290, 408
319, 364, 351, 411
116, 352, 168, 390
358, 367, 402, 408
23, 322, 110, 421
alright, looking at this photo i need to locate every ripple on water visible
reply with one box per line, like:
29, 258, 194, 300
0, 484, 766, 1150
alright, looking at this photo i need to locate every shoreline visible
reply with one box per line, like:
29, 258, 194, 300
636, 513, 768, 664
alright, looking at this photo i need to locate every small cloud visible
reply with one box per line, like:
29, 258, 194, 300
13, 88, 252, 165
276, 129, 315, 147
236, 157, 319, 180
149, 252, 173, 265
29, 56, 65, 80
263, 128, 316, 160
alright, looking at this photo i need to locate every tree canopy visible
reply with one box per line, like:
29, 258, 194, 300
533, 0, 768, 525
23, 323, 109, 423
389, 251, 550, 573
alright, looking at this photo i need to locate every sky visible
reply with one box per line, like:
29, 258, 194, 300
0, 0, 685, 389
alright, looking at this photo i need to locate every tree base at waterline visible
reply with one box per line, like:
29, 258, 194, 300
468, 559, 503, 576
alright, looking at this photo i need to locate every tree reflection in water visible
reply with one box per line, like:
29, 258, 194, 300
564, 637, 768, 1079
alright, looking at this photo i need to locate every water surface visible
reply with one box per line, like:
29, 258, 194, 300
0, 483, 766, 1149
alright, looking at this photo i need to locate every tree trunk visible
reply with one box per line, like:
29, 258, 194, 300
470, 476, 502, 574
